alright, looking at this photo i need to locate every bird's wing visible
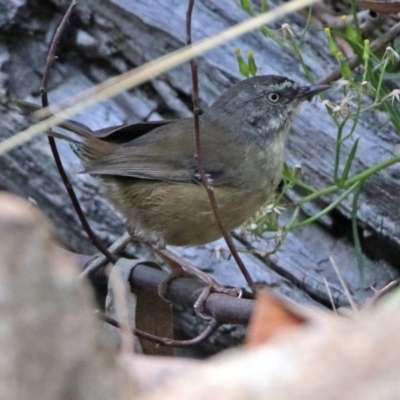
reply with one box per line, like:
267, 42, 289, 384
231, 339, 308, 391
15, 99, 240, 186
93, 121, 173, 143
85, 118, 237, 186
14, 99, 172, 142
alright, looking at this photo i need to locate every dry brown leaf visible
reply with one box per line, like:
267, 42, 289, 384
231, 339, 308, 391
246, 290, 309, 347
133, 283, 174, 357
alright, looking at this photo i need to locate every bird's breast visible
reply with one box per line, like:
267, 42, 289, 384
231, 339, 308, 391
239, 138, 285, 193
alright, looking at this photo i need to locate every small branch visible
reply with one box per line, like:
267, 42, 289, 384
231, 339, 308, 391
329, 255, 358, 312
40, 0, 77, 107
79, 232, 132, 279
318, 21, 400, 85
366, 280, 398, 308
40, 0, 117, 265
74, 252, 255, 325
186, 0, 256, 295
313, 8, 378, 30
97, 311, 219, 347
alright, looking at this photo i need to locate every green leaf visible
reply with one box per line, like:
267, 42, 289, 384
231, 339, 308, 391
260, 0, 268, 13
282, 162, 294, 180
324, 28, 339, 56
362, 39, 370, 63
247, 51, 258, 76
351, 182, 365, 280
256, 210, 279, 232
289, 183, 359, 230
336, 52, 352, 80
343, 16, 360, 44
240, 0, 252, 14
235, 48, 249, 77
340, 138, 359, 185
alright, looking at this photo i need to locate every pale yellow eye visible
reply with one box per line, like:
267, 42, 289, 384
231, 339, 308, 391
268, 92, 280, 102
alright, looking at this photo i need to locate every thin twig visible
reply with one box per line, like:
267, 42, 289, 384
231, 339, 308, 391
366, 280, 398, 308
79, 232, 132, 279
186, 0, 256, 295
97, 311, 219, 347
329, 255, 358, 312
318, 21, 400, 85
40, 0, 117, 264
323, 276, 337, 315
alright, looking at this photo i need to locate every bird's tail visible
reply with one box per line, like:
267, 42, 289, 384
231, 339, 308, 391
13, 100, 116, 166
13, 99, 92, 143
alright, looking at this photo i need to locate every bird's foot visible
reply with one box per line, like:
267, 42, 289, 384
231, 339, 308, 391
193, 284, 242, 320
156, 264, 187, 302
147, 244, 242, 318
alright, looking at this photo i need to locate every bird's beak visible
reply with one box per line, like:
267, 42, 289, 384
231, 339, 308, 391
296, 84, 330, 101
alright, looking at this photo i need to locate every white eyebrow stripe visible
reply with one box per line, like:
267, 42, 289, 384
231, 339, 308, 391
273, 80, 298, 90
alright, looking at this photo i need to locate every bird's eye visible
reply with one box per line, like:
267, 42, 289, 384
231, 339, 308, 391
268, 92, 280, 103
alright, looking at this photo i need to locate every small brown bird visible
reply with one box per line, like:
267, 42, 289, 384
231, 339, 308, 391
18, 75, 329, 248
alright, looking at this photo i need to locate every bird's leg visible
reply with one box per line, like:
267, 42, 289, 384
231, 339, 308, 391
146, 243, 241, 317
147, 243, 239, 294
153, 253, 188, 301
